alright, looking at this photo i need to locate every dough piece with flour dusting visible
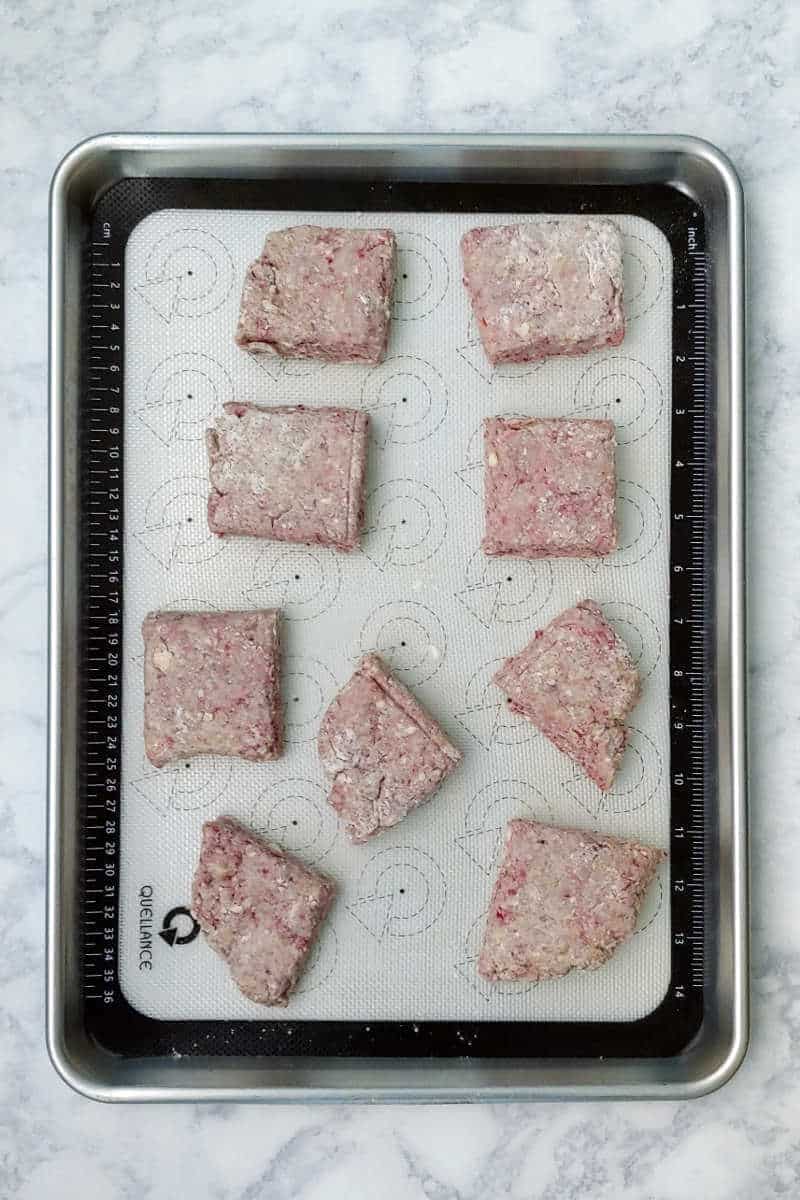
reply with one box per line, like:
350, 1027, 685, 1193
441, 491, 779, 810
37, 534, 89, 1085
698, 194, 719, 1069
192, 817, 335, 1005
483, 416, 618, 558
479, 819, 664, 982
461, 218, 625, 364
142, 609, 282, 767
207, 402, 369, 551
493, 601, 639, 791
318, 653, 461, 843
236, 225, 396, 363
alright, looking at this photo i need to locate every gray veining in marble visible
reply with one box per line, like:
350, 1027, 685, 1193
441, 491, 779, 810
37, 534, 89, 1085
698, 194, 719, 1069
2, 0, 799, 1196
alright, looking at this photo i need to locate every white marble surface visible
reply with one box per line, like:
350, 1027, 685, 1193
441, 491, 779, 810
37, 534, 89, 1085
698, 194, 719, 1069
2, 0, 798, 1195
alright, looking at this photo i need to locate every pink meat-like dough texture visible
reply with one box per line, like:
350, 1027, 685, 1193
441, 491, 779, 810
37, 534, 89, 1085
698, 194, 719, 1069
461, 218, 624, 365
318, 653, 461, 842
207, 402, 369, 551
479, 819, 665, 982
142, 609, 282, 767
192, 817, 335, 1006
493, 600, 640, 791
236, 225, 396, 363
483, 416, 618, 558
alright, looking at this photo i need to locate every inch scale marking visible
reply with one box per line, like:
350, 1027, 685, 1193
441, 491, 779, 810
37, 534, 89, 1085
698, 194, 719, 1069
670, 223, 710, 1012
79, 227, 124, 1007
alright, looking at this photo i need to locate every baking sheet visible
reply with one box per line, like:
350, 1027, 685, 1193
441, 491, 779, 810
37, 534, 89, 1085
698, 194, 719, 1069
118, 209, 672, 1023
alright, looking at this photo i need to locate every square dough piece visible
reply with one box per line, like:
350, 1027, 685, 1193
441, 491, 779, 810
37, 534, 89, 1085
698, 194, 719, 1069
143, 609, 282, 767
461, 218, 625, 365
207, 402, 369, 551
493, 600, 640, 791
478, 819, 665, 982
235, 225, 396, 363
318, 653, 462, 843
483, 416, 617, 558
192, 817, 335, 1006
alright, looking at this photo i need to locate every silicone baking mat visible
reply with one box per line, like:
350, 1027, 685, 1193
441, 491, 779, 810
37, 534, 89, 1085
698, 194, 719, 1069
117, 208, 672, 1025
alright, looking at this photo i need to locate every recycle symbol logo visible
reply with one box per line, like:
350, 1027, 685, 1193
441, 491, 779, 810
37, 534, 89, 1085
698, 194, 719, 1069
158, 906, 200, 948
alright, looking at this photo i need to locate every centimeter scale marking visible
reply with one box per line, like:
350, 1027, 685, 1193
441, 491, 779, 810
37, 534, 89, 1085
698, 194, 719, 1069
80, 231, 123, 1005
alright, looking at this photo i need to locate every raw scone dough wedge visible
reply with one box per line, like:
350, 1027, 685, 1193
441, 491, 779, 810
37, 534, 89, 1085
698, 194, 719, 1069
479, 819, 664, 982
493, 600, 640, 790
318, 653, 461, 842
192, 817, 335, 1006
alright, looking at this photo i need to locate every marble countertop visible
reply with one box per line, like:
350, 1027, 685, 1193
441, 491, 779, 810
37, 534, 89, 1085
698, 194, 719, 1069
3, 1, 798, 1196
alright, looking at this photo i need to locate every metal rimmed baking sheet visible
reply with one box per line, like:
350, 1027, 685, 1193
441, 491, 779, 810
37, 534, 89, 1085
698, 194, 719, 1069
47, 134, 747, 1101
